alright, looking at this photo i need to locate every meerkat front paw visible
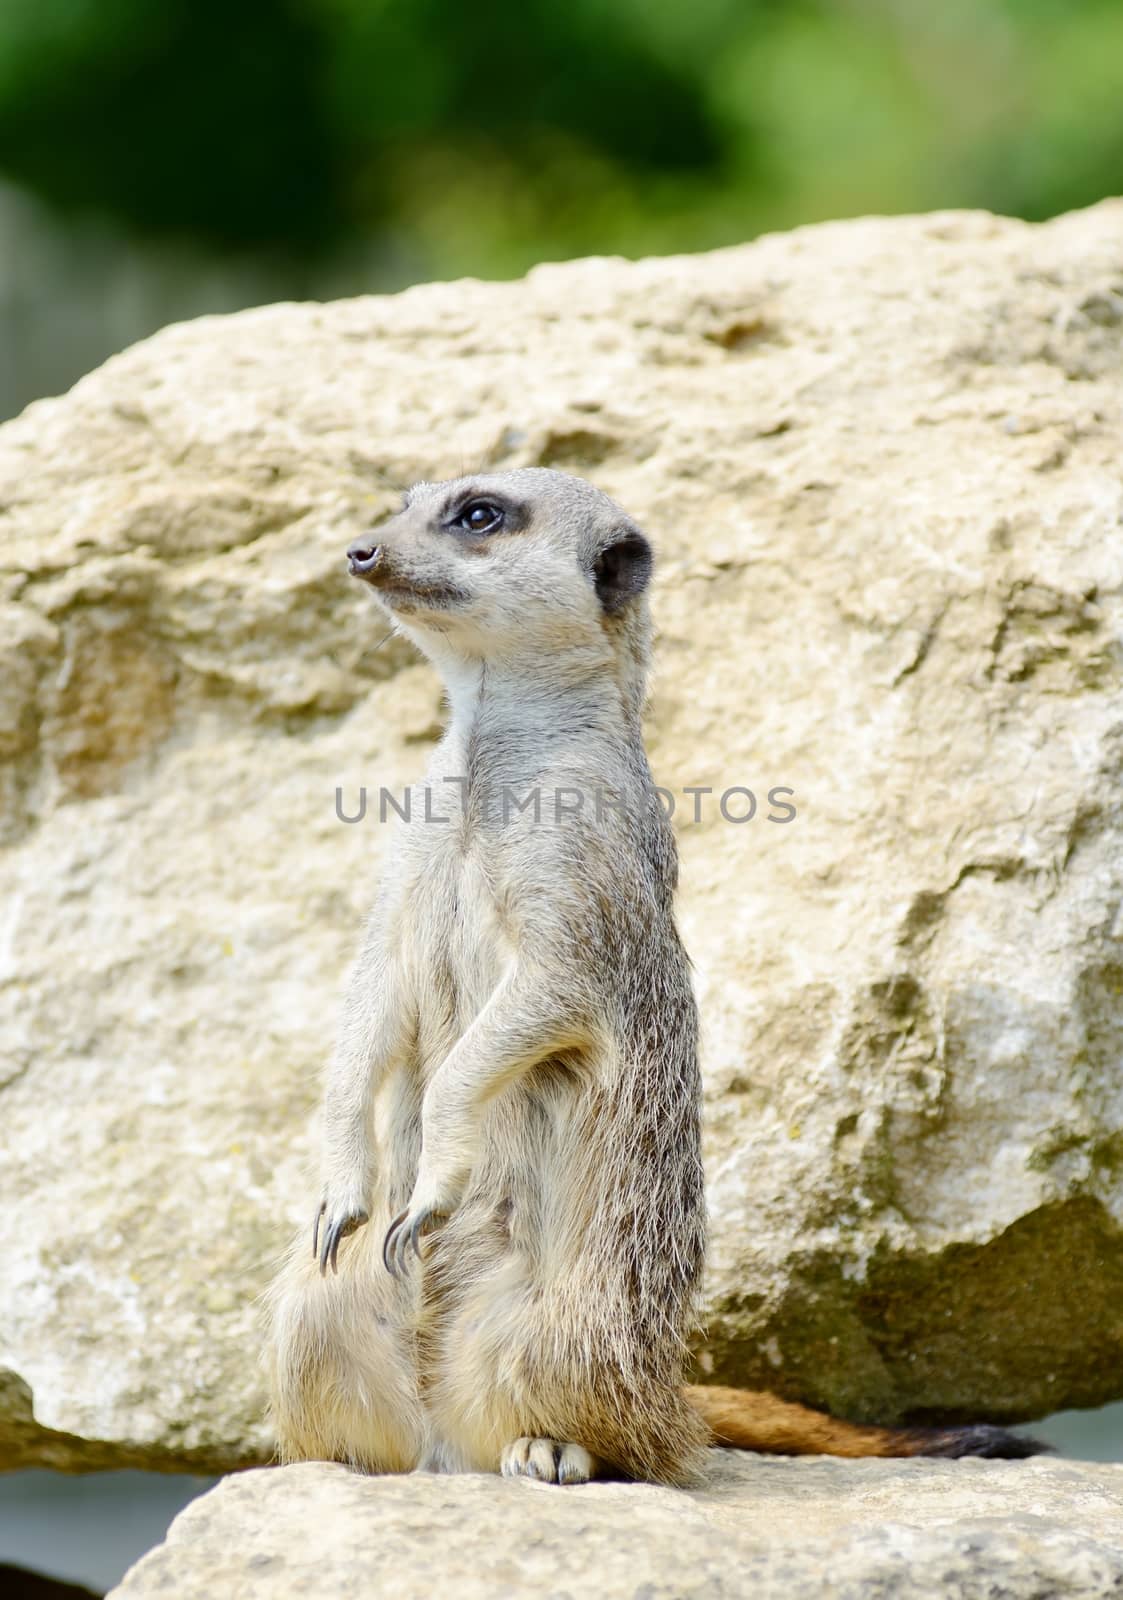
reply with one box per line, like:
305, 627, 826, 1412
381, 1159, 466, 1276
381, 1200, 448, 1277
313, 1194, 370, 1275
501, 1438, 595, 1485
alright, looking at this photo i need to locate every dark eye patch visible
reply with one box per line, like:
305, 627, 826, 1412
441, 490, 530, 537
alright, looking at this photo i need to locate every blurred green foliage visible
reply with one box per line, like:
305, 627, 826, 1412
0, 0, 1120, 278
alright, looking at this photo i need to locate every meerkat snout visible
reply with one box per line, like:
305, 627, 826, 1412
347, 538, 382, 577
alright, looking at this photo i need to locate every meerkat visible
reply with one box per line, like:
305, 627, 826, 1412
265, 468, 1040, 1483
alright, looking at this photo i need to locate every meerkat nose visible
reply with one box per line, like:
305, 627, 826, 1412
347, 539, 382, 577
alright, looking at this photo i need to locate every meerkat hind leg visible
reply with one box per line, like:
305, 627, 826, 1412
501, 1437, 597, 1485
267, 1232, 424, 1473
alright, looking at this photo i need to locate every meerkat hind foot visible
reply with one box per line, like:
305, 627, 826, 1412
501, 1437, 595, 1485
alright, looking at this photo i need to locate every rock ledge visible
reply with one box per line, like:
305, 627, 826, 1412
109, 1454, 1123, 1599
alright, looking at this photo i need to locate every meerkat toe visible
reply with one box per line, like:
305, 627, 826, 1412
556, 1442, 595, 1484
525, 1438, 560, 1481
507, 1437, 554, 1480
501, 1437, 533, 1478
500, 1437, 594, 1485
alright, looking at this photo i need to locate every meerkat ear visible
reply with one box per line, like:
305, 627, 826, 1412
594, 529, 653, 613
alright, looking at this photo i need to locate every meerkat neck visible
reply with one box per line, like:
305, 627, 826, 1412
438, 649, 642, 748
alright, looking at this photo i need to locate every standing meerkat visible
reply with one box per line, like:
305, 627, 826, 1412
265, 468, 1039, 1483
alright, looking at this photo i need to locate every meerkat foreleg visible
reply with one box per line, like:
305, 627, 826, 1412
315, 918, 412, 1273
382, 964, 591, 1275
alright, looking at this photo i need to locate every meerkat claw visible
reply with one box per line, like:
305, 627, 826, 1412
383, 1210, 409, 1276
315, 1207, 369, 1276
318, 1220, 334, 1275
319, 1219, 338, 1276
382, 1205, 446, 1276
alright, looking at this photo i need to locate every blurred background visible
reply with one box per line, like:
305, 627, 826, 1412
2, 0, 1123, 421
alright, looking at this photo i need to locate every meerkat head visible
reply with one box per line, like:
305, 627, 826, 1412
347, 467, 653, 703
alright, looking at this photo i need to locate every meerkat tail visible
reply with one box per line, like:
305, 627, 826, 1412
685, 1385, 1047, 1460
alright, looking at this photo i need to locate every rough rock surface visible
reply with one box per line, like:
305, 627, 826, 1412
2, 203, 1122, 1470
108, 1455, 1123, 1599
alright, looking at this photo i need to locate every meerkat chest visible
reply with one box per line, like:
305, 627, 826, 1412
403, 829, 513, 1051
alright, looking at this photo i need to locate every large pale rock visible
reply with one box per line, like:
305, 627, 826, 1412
1, 203, 1122, 1470
108, 1455, 1123, 1599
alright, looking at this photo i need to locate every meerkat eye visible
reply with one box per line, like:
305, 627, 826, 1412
452, 500, 504, 535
